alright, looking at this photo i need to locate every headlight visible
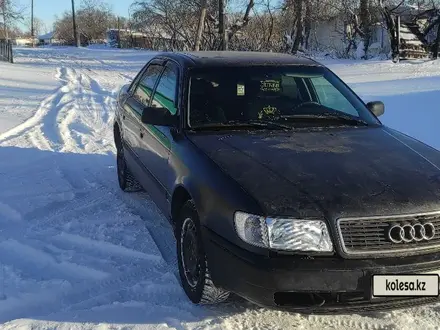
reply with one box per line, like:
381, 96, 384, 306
234, 211, 333, 252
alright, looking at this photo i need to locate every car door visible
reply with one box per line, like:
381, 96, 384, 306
119, 64, 147, 156
121, 60, 164, 160
138, 61, 179, 213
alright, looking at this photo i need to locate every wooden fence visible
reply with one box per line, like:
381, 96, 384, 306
0, 39, 13, 63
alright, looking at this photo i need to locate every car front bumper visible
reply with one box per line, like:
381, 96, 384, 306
202, 227, 440, 314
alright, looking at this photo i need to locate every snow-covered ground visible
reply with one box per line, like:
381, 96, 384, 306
0, 47, 440, 330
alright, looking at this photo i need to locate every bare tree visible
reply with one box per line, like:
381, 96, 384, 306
0, 0, 24, 39
194, 0, 208, 50
282, 0, 305, 53
434, 17, 440, 57
1, 0, 10, 39
227, 0, 255, 42
219, 0, 227, 49
79, 0, 115, 43
292, 0, 303, 53
358, 0, 372, 57
131, 0, 198, 50
24, 17, 46, 37
419, 1, 440, 58
123, 0, 439, 59
130, 0, 255, 51
54, 0, 118, 45
54, 12, 76, 44
234, 0, 283, 52
380, 1, 405, 62
304, 0, 311, 49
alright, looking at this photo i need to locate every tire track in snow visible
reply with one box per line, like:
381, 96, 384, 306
0, 66, 115, 154
0, 67, 71, 148
0, 202, 22, 222
40, 67, 78, 151
0, 171, 175, 324
74, 71, 116, 152
3, 263, 183, 323
0, 239, 109, 282
0, 147, 179, 323
51, 232, 163, 263
78, 166, 178, 268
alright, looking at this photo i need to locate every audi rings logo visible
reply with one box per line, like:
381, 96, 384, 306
388, 222, 436, 243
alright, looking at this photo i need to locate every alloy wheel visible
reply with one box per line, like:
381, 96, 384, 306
180, 217, 202, 288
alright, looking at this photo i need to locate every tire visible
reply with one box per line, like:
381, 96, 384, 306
176, 200, 230, 305
116, 140, 142, 192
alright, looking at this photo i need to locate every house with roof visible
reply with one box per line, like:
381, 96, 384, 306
107, 26, 186, 50
38, 31, 64, 45
309, 4, 438, 59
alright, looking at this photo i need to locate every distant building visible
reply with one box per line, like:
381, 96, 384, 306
310, 16, 391, 57
310, 4, 438, 59
106, 27, 186, 50
13, 38, 38, 46
38, 31, 64, 45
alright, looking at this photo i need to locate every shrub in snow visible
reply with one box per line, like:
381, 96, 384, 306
107, 30, 119, 48
356, 41, 365, 60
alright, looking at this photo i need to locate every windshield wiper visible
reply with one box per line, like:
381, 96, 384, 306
191, 120, 292, 130
280, 113, 369, 126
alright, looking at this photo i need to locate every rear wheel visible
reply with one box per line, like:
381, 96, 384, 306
116, 139, 142, 192
176, 200, 230, 304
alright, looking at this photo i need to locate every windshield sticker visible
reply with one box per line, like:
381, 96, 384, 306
258, 105, 280, 119
237, 84, 245, 96
260, 80, 280, 92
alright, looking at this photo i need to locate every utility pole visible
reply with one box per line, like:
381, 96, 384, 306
31, 0, 35, 47
194, 0, 207, 51
117, 16, 121, 48
71, 0, 80, 47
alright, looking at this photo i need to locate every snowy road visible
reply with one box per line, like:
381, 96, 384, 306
0, 47, 440, 330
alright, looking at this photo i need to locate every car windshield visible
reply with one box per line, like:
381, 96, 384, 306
188, 66, 381, 129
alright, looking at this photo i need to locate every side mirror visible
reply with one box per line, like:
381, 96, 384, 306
141, 107, 177, 127
366, 101, 385, 117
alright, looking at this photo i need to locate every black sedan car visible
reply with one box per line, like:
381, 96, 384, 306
113, 51, 440, 313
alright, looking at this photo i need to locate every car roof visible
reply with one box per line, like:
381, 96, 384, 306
154, 51, 323, 68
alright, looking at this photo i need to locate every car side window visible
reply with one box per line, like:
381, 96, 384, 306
128, 64, 148, 95
133, 64, 163, 108
151, 64, 178, 115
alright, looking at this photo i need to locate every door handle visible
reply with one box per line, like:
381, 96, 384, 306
140, 131, 144, 139
123, 115, 126, 120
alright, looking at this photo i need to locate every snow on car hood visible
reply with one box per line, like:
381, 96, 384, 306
187, 126, 440, 220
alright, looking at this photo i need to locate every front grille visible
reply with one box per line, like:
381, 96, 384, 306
337, 211, 440, 257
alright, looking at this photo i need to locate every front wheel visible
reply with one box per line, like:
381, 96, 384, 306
116, 143, 142, 192
176, 200, 230, 305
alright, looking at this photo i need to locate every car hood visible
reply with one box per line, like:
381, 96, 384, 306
187, 127, 440, 220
